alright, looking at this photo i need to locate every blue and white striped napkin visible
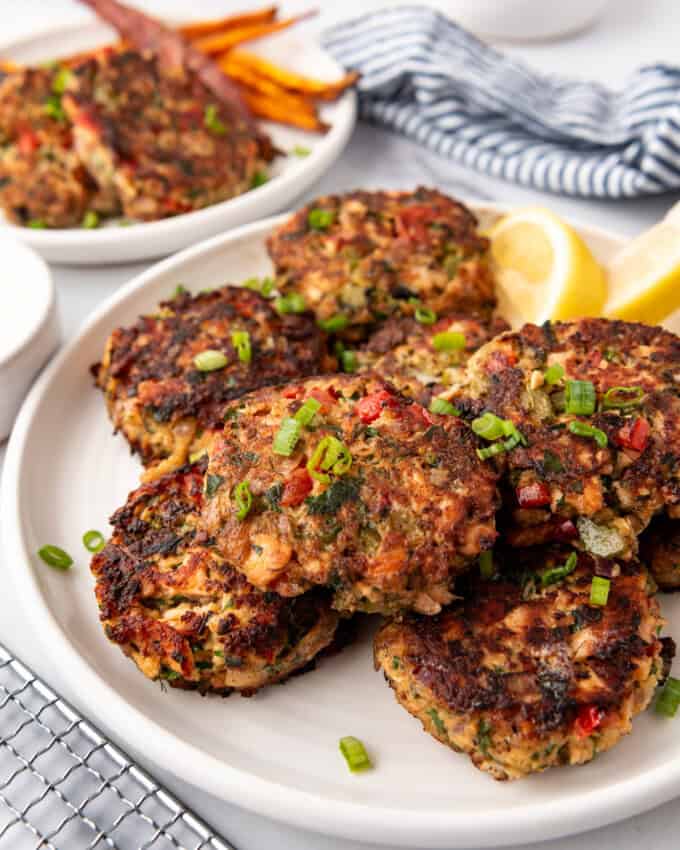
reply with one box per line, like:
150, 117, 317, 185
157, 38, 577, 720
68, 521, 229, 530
322, 6, 680, 198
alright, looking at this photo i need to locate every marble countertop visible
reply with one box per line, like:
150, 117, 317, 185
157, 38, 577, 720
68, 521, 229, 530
1, 2, 679, 848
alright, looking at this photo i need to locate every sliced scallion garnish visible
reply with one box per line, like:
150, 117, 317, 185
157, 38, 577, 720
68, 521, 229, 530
414, 305, 437, 325
274, 293, 306, 314
568, 420, 607, 448
471, 412, 507, 441
318, 314, 349, 333
339, 736, 372, 773
565, 380, 596, 415
82, 210, 100, 229
82, 530, 105, 553
231, 330, 251, 364
273, 417, 302, 456
432, 331, 465, 352
429, 398, 460, 416
544, 363, 564, 386
307, 436, 352, 483
602, 386, 644, 410
341, 350, 358, 373
589, 576, 610, 606
194, 349, 228, 371
540, 552, 577, 588
294, 398, 321, 427
656, 676, 680, 718
204, 103, 227, 134
234, 480, 253, 521
38, 545, 73, 571
308, 208, 335, 230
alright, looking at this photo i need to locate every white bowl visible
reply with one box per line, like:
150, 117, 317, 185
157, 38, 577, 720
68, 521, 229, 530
0, 235, 59, 441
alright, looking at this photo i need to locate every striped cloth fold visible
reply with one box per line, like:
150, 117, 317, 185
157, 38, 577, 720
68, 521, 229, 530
322, 6, 680, 198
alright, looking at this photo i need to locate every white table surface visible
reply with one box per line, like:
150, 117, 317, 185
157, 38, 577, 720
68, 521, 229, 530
1, 1, 679, 848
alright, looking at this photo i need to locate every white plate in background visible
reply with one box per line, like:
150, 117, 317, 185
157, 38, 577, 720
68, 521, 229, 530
3, 205, 679, 848
0, 22, 356, 265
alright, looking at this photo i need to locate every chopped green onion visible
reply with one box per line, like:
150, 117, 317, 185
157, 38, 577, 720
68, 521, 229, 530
231, 330, 251, 364
577, 517, 625, 558
243, 276, 275, 297
429, 398, 460, 416
602, 386, 645, 410
544, 363, 565, 386
274, 293, 306, 314
52, 66, 72, 95
414, 305, 437, 325
294, 398, 321, 426
568, 420, 608, 448
28, 219, 46, 229
307, 436, 352, 482
292, 145, 311, 157
234, 480, 253, 521
590, 576, 610, 606
540, 552, 577, 588
81, 210, 100, 229
194, 349, 228, 371
565, 380, 596, 415
204, 103, 227, 134
318, 314, 349, 333
308, 208, 335, 230
82, 530, 105, 553
476, 442, 507, 461
251, 170, 268, 188
339, 736, 372, 773
172, 284, 188, 299
273, 417, 302, 456
44, 93, 66, 121
472, 413, 507, 441
340, 350, 358, 373
432, 331, 466, 351
479, 550, 494, 579
38, 545, 73, 571
656, 677, 680, 718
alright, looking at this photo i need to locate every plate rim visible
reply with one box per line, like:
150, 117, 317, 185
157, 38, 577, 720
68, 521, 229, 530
7, 205, 680, 848
0, 20, 357, 262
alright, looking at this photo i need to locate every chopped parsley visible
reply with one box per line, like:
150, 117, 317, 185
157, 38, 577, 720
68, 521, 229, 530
305, 477, 361, 515
205, 473, 225, 498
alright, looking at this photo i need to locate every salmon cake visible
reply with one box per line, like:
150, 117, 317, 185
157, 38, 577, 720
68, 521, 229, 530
91, 460, 340, 695
63, 49, 271, 221
93, 285, 327, 479
375, 546, 673, 780
267, 188, 496, 340
200, 374, 499, 615
0, 65, 117, 227
453, 319, 680, 558
356, 314, 509, 405
640, 517, 680, 591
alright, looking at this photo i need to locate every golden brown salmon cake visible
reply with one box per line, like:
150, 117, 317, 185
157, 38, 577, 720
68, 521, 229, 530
267, 188, 496, 341
91, 460, 340, 695
640, 517, 680, 591
63, 50, 271, 221
0, 65, 118, 227
375, 546, 673, 780
200, 374, 500, 615
453, 319, 680, 559
93, 285, 327, 480
356, 314, 509, 405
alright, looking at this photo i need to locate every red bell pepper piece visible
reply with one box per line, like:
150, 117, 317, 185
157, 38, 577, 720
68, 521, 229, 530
615, 418, 649, 452
516, 482, 551, 509
280, 468, 313, 507
356, 389, 397, 424
574, 705, 604, 738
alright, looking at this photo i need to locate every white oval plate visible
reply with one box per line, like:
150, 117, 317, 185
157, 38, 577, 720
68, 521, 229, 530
3, 205, 680, 848
0, 22, 356, 265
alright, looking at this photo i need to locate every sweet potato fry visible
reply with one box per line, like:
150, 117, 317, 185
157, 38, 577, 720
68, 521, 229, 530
179, 7, 278, 40
228, 50, 359, 101
238, 85, 328, 132
0, 59, 19, 73
193, 10, 318, 55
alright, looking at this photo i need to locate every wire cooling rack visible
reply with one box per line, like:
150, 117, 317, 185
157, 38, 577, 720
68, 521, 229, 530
0, 642, 235, 850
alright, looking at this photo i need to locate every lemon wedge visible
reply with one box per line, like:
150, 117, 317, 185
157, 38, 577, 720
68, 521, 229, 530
488, 207, 607, 327
604, 202, 680, 325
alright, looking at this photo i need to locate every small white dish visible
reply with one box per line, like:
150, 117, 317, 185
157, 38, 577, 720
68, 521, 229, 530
0, 234, 58, 441
3, 206, 680, 847
0, 21, 357, 266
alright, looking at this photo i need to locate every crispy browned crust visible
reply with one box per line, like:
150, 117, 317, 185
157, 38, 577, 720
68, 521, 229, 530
357, 314, 509, 405
454, 319, 680, 558
91, 460, 340, 695
267, 188, 497, 340
63, 50, 268, 221
200, 374, 500, 615
640, 517, 680, 591
94, 285, 327, 475
0, 66, 118, 226
375, 546, 671, 780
